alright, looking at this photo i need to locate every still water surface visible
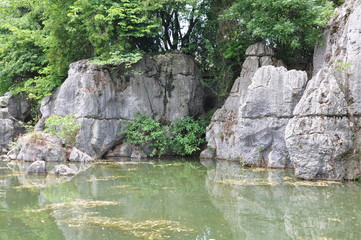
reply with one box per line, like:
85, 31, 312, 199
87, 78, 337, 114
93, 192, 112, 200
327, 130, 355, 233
0, 158, 360, 240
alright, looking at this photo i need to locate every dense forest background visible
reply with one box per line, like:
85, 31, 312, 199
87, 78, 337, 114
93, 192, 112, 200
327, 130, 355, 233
0, 0, 343, 105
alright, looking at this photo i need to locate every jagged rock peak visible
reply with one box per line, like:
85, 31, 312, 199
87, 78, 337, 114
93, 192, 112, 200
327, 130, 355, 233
245, 43, 274, 56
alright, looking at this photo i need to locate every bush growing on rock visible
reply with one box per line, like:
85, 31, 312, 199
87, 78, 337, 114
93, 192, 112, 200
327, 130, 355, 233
121, 113, 207, 157
121, 113, 168, 157
44, 115, 80, 147
169, 117, 207, 156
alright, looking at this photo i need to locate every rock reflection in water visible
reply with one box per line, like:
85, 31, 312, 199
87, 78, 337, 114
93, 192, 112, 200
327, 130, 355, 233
202, 159, 361, 240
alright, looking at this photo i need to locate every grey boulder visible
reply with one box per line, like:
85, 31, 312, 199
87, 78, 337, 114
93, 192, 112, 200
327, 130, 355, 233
7, 133, 66, 162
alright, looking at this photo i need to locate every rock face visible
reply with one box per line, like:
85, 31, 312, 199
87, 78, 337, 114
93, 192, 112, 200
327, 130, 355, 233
7, 133, 67, 162
54, 164, 75, 176
203, 43, 308, 168
68, 147, 93, 162
27, 160, 46, 174
285, 0, 361, 180
0, 93, 31, 152
37, 53, 204, 158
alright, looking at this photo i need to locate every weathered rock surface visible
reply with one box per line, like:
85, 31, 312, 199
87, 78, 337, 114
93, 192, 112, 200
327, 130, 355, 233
68, 147, 93, 162
130, 146, 148, 159
0, 93, 30, 152
286, 0, 361, 180
37, 53, 204, 158
105, 143, 133, 157
27, 160, 46, 174
203, 43, 308, 168
7, 133, 66, 162
54, 164, 76, 176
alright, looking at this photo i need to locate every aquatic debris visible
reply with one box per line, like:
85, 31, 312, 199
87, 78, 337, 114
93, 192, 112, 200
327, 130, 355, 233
161, 187, 177, 190
214, 178, 341, 187
215, 179, 279, 186
0, 167, 10, 170
50, 210, 98, 218
27, 200, 122, 213
0, 173, 21, 178
284, 180, 341, 187
115, 161, 154, 165
283, 176, 294, 181
152, 163, 189, 167
13, 184, 47, 190
111, 185, 131, 189
59, 216, 195, 240
86, 176, 130, 182
327, 218, 342, 223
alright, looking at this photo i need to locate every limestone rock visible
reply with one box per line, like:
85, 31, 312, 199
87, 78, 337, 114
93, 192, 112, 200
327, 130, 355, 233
54, 164, 75, 176
131, 146, 147, 159
245, 42, 274, 56
68, 147, 93, 162
199, 148, 215, 159
285, 68, 357, 180
38, 53, 204, 158
285, 0, 361, 180
203, 43, 283, 162
241, 66, 308, 118
286, 116, 354, 180
106, 143, 133, 157
0, 93, 30, 152
293, 69, 348, 116
7, 133, 66, 162
27, 161, 46, 174
203, 51, 308, 168
7, 93, 31, 122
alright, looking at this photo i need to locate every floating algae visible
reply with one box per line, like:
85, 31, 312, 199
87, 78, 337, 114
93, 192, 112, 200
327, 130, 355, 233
115, 161, 155, 165
0, 173, 21, 178
27, 200, 122, 213
59, 216, 195, 240
110, 185, 139, 190
284, 180, 341, 187
215, 179, 279, 187
152, 163, 189, 167
13, 184, 47, 190
214, 178, 341, 187
86, 175, 130, 182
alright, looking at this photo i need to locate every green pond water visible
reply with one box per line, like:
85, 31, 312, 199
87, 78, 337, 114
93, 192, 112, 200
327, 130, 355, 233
0, 158, 361, 240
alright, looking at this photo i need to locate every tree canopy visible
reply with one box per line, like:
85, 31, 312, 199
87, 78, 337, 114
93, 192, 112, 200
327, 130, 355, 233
0, 0, 337, 104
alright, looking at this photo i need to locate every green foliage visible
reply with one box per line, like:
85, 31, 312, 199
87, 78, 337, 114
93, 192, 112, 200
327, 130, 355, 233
44, 115, 80, 146
0, 0, 337, 113
334, 61, 352, 72
88, 51, 143, 67
169, 117, 207, 156
121, 113, 206, 157
121, 113, 169, 157
0, 0, 157, 100
225, 0, 334, 49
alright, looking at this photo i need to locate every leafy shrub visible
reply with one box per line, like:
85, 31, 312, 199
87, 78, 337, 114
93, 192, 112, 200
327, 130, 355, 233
169, 117, 207, 156
44, 115, 80, 146
121, 113, 207, 157
121, 113, 169, 157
